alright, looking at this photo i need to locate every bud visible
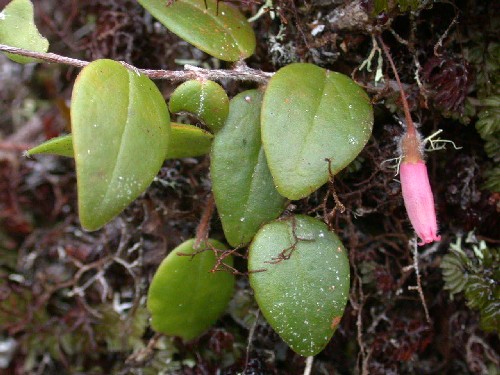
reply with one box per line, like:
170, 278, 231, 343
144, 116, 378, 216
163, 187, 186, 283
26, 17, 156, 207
400, 161, 441, 245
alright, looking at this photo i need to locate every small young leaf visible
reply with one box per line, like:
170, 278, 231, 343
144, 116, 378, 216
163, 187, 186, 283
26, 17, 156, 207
147, 239, 235, 340
72, 59, 170, 231
167, 123, 213, 159
249, 215, 350, 356
0, 0, 49, 63
169, 80, 229, 133
26, 123, 211, 160
211, 90, 286, 247
137, 0, 255, 61
261, 63, 373, 200
26, 134, 73, 158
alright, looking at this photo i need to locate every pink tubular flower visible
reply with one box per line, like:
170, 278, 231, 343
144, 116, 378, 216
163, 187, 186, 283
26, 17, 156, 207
379, 36, 442, 246
400, 161, 441, 245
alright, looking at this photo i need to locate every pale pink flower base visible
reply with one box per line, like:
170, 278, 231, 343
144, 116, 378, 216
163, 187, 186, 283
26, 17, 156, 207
400, 161, 442, 245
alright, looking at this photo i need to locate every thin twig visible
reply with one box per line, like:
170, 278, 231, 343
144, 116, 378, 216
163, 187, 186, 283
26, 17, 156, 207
413, 54, 429, 106
388, 27, 410, 47
0, 44, 88, 67
0, 44, 274, 83
303, 356, 314, 375
355, 276, 372, 375
434, 14, 459, 56
194, 193, 215, 249
125, 332, 163, 366
243, 310, 260, 374
404, 238, 431, 323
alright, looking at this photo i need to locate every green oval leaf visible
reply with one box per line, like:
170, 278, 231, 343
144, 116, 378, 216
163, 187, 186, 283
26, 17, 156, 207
26, 134, 73, 158
211, 90, 286, 247
249, 215, 350, 356
72, 59, 170, 231
137, 0, 255, 61
0, 0, 49, 63
261, 63, 373, 200
167, 123, 213, 159
147, 239, 235, 340
26, 123, 211, 160
169, 80, 229, 133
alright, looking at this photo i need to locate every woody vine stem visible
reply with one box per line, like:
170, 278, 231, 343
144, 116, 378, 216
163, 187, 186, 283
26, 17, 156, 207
0, 44, 274, 83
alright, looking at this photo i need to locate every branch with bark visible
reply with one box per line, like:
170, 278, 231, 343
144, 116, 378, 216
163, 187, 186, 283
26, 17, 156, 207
0, 44, 274, 83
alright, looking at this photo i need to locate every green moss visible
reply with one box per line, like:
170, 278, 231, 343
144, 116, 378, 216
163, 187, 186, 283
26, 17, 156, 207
373, 0, 422, 14
441, 233, 499, 333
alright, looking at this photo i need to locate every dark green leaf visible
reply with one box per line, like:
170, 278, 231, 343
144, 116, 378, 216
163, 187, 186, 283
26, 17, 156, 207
147, 239, 235, 340
211, 90, 286, 247
137, 0, 255, 61
261, 63, 373, 200
249, 215, 350, 356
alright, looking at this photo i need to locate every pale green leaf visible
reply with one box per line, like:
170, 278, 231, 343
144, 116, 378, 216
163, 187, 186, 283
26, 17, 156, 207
72, 59, 170, 231
169, 80, 229, 133
167, 123, 213, 158
0, 0, 49, 63
26, 123, 211, 160
26, 134, 73, 158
